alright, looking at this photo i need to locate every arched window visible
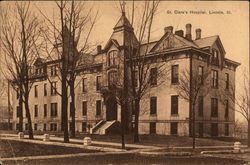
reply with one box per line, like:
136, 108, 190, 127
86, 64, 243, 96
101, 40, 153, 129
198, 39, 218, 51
108, 50, 118, 66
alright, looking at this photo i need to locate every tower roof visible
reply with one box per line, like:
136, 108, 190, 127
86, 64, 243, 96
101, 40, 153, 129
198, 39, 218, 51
113, 13, 133, 31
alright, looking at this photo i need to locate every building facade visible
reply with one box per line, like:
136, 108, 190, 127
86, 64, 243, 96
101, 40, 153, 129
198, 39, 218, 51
12, 13, 240, 137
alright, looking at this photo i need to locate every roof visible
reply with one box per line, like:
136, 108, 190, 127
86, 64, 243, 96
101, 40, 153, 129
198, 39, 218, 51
193, 35, 218, 48
113, 13, 133, 30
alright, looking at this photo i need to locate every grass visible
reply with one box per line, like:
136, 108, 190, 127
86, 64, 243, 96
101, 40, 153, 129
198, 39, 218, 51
0, 139, 100, 158
63, 134, 247, 147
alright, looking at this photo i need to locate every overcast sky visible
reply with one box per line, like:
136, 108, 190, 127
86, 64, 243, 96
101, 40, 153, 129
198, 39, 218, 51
1, 1, 249, 121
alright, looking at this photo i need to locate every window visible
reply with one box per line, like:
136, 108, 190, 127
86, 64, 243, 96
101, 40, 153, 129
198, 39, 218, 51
34, 105, 38, 117
171, 122, 178, 135
199, 123, 203, 137
82, 122, 87, 132
82, 78, 87, 92
44, 84, 47, 96
211, 123, 218, 137
34, 85, 38, 97
150, 68, 157, 86
211, 70, 218, 88
108, 50, 118, 66
96, 100, 101, 116
225, 124, 229, 136
96, 76, 101, 91
171, 65, 179, 84
149, 122, 156, 134
44, 104, 47, 117
50, 123, 57, 131
43, 124, 46, 131
51, 82, 57, 95
51, 65, 57, 76
69, 102, 73, 117
16, 106, 20, 118
225, 100, 229, 118
133, 71, 138, 87
211, 98, 218, 117
212, 49, 219, 65
171, 95, 178, 115
198, 96, 203, 116
225, 73, 229, 89
198, 66, 204, 85
16, 123, 19, 131
108, 71, 118, 87
150, 97, 157, 115
82, 101, 87, 116
25, 123, 28, 130
34, 123, 37, 131
51, 103, 58, 117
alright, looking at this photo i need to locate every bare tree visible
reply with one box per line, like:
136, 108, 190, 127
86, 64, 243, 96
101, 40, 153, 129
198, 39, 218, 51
174, 64, 210, 149
0, 1, 42, 139
38, 0, 98, 142
64, 1, 98, 138
122, 0, 163, 142
219, 72, 250, 147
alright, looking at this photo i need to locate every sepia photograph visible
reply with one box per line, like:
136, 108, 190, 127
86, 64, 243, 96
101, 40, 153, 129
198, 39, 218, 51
0, 0, 249, 164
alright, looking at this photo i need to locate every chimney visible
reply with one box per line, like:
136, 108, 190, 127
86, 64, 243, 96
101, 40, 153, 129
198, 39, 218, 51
97, 45, 102, 54
164, 26, 173, 34
195, 28, 201, 40
175, 30, 184, 37
185, 24, 192, 41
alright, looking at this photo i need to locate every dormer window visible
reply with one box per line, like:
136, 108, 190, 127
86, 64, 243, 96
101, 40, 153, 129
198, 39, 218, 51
108, 50, 118, 66
212, 49, 219, 65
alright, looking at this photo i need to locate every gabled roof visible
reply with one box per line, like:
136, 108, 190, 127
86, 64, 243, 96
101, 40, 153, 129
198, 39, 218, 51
34, 58, 46, 66
149, 33, 198, 53
104, 39, 120, 51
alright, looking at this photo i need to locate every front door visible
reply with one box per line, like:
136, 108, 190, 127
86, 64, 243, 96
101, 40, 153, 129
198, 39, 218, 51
106, 97, 117, 121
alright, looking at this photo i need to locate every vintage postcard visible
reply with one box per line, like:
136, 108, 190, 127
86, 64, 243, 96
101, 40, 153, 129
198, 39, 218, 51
0, 1, 249, 165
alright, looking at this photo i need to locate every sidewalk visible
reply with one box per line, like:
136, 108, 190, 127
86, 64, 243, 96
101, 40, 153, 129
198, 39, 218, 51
0, 133, 161, 151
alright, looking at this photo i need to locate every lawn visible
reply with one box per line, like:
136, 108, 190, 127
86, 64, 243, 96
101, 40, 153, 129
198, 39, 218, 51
64, 134, 247, 147
0, 139, 100, 158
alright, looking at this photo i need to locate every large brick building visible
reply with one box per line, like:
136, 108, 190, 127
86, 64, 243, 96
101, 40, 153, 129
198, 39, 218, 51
12, 13, 240, 137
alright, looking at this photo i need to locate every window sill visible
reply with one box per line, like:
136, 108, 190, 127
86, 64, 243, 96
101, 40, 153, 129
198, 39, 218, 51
171, 114, 179, 117
150, 114, 157, 116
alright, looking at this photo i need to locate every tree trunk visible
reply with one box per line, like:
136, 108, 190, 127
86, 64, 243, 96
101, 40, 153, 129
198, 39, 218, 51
121, 103, 126, 149
192, 104, 196, 149
18, 90, 23, 132
248, 120, 250, 148
70, 81, 76, 138
62, 74, 69, 143
24, 93, 33, 139
133, 99, 140, 143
